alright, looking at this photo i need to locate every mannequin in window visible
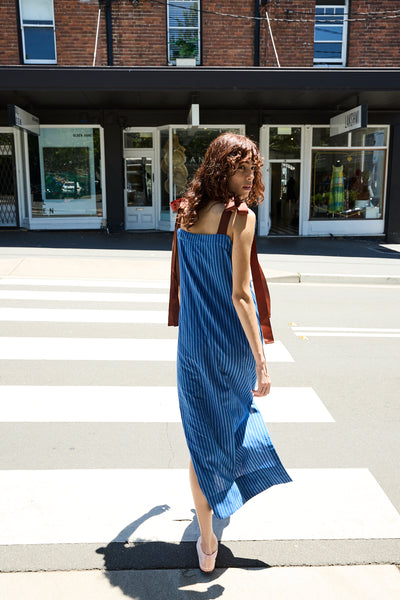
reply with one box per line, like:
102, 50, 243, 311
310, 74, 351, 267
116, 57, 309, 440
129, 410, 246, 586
329, 158, 344, 213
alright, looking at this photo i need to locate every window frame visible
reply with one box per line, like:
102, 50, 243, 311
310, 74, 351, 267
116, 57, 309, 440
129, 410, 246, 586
19, 0, 57, 65
167, 0, 201, 65
313, 1, 348, 67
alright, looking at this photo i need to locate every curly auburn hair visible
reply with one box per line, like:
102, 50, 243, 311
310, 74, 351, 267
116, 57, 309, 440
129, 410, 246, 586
179, 133, 264, 229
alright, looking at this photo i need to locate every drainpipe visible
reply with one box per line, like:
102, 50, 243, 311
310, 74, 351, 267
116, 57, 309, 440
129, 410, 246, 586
254, 0, 260, 66
105, 0, 113, 66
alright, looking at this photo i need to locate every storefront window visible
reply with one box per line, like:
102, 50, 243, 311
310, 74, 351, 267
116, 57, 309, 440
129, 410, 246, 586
351, 127, 387, 147
269, 127, 301, 159
28, 127, 103, 218
312, 127, 348, 147
160, 126, 242, 220
311, 149, 386, 220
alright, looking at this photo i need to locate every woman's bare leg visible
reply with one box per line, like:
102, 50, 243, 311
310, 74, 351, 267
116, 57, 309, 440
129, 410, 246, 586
189, 459, 218, 554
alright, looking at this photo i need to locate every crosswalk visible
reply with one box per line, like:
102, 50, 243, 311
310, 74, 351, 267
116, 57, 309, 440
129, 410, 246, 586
1, 276, 400, 570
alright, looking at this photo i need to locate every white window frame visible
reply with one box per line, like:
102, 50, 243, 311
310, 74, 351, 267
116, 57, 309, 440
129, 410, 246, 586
167, 0, 201, 65
19, 0, 57, 65
314, 1, 348, 67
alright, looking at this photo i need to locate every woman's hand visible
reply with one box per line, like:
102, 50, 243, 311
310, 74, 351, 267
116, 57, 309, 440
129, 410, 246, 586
252, 361, 271, 397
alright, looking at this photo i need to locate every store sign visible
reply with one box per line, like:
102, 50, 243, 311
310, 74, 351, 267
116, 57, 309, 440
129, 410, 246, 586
8, 104, 40, 136
330, 104, 367, 137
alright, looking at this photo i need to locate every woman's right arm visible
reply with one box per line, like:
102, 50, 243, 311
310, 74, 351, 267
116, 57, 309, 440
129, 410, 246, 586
230, 210, 271, 397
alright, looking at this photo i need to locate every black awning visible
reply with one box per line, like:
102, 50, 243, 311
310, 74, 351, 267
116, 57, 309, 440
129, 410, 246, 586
1, 66, 400, 111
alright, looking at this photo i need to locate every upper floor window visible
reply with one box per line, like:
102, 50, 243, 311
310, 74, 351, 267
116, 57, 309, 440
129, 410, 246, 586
19, 0, 56, 64
167, 0, 200, 65
314, 1, 348, 66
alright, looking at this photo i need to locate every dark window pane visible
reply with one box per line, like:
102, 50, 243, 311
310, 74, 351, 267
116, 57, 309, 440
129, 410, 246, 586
124, 132, 153, 149
23, 19, 53, 25
269, 127, 302, 159
313, 128, 349, 147
314, 42, 342, 59
24, 27, 55, 60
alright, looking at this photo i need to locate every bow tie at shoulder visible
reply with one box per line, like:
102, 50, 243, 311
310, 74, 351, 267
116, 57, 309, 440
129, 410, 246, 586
224, 199, 249, 214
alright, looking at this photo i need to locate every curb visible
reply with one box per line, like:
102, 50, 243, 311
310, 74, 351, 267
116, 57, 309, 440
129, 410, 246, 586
299, 273, 400, 285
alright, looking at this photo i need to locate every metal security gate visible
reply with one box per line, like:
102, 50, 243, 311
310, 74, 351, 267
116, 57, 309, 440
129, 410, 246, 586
0, 133, 18, 226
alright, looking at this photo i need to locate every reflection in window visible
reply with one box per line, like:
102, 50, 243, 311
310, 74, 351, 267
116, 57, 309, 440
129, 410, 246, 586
126, 158, 152, 207
351, 128, 387, 147
312, 127, 348, 147
124, 132, 153, 149
311, 150, 386, 220
269, 127, 301, 160
28, 127, 103, 218
160, 127, 242, 219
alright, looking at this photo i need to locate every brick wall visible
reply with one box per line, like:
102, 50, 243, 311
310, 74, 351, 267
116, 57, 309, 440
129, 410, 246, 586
55, 0, 107, 66
260, 1, 315, 67
2, 0, 400, 68
0, 0, 20, 65
348, 0, 400, 67
202, 1, 254, 66
111, 0, 166, 66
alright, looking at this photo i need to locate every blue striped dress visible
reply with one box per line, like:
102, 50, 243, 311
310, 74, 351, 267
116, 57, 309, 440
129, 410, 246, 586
177, 228, 292, 519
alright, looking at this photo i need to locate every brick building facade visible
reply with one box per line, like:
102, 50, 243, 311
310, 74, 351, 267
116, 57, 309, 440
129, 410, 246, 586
2, 1, 400, 68
1, 1, 400, 240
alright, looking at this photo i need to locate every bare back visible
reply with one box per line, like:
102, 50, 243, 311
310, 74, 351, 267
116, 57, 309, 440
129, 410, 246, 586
181, 201, 234, 239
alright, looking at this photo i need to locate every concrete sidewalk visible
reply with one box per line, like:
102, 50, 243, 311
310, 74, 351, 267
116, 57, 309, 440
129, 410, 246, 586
0, 230, 400, 284
1, 565, 400, 600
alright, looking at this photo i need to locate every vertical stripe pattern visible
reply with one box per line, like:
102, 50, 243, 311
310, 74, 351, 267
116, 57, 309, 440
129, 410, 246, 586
177, 229, 292, 520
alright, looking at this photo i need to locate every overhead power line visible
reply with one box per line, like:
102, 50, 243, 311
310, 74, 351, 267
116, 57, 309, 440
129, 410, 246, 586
151, 1, 400, 24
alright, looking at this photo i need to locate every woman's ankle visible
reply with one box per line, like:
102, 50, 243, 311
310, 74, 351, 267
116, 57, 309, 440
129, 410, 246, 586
201, 533, 218, 555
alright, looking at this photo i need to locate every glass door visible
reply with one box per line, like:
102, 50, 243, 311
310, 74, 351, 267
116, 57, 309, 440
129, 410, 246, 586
124, 155, 154, 230
269, 162, 300, 235
260, 125, 303, 236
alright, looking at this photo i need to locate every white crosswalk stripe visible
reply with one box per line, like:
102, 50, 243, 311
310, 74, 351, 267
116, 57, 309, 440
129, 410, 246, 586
0, 386, 334, 423
0, 290, 169, 302
0, 468, 399, 545
291, 326, 400, 338
0, 277, 169, 289
0, 307, 168, 324
0, 337, 293, 362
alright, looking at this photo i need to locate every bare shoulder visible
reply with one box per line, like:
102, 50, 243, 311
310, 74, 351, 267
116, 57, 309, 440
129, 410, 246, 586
231, 206, 256, 235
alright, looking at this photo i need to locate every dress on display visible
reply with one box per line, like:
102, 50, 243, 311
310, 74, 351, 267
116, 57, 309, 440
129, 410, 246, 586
329, 164, 345, 213
170, 204, 292, 519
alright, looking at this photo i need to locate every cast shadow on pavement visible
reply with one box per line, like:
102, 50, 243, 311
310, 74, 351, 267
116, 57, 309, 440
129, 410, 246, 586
96, 505, 270, 599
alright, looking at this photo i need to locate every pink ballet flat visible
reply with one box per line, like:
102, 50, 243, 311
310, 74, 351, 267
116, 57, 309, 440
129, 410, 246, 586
196, 536, 218, 572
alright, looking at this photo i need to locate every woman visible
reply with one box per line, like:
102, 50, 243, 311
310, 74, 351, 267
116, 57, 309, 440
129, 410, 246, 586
169, 133, 291, 572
